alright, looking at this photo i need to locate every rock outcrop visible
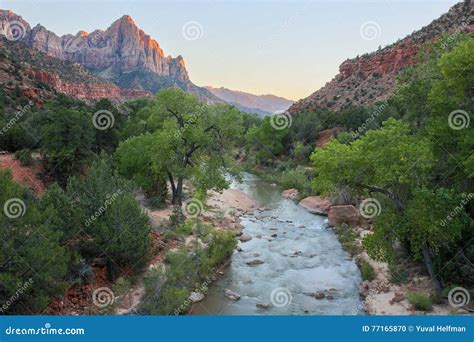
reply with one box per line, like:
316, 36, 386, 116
0, 10, 219, 102
298, 196, 332, 215
282, 188, 299, 200
328, 205, 361, 227
0, 36, 150, 104
289, 1, 474, 114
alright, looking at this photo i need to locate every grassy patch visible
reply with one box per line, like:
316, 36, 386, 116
140, 225, 236, 315
360, 260, 376, 281
333, 225, 362, 257
406, 292, 432, 311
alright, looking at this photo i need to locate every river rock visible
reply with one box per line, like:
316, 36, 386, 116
358, 281, 370, 298
225, 289, 241, 301
256, 303, 272, 310
328, 205, 361, 226
282, 188, 299, 200
189, 292, 204, 303
271, 233, 278, 238
298, 196, 332, 215
246, 259, 265, 266
390, 292, 405, 305
239, 234, 252, 242
304, 291, 325, 299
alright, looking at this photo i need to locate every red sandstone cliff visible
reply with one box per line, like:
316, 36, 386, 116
289, 1, 474, 113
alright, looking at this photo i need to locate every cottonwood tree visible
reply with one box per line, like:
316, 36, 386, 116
118, 88, 244, 207
310, 119, 455, 290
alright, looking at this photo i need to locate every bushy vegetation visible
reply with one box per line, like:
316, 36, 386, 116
141, 225, 236, 315
406, 292, 433, 311
309, 37, 474, 291
1, 85, 249, 314
359, 260, 376, 282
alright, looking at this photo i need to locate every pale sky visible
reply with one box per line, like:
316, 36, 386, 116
1, 0, 459, 100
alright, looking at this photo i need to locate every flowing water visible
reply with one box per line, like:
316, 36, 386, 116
192, 173, 363, 315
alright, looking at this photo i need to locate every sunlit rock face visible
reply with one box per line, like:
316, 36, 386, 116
289, 0, 474, 114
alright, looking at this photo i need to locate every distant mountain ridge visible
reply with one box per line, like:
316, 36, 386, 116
205, 86, 293, 115
0, 10, 220, 103
289, 0, 474, 114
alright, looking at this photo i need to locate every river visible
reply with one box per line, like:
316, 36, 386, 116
192, 173, 363, 315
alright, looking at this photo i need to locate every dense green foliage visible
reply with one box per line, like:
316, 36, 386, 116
0, 170, 69, 314
117, 88, 244, 206
141, 225, 236, 315
406, 292, 433, 311
309, 37, 474, 289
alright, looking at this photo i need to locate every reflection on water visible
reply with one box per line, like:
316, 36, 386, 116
192, 173, 363, 315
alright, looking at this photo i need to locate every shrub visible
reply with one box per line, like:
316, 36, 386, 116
406, 292, 432, 311
360, 260, 376, 281
14, 149, 33, 166
388, 263, 409, 285
276, 166, 314, 198
141, 227, 236, 315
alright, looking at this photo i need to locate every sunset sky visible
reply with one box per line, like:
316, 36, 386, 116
2, 0, 458, 100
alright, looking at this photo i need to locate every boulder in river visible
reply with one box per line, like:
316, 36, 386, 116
304, 291, 326, 299
246, 259, 265, 266
225, 289, 241, 301
189, 292, 205, 303
282, 188, 299, 200
298, 196, 332, 215
256, 303, 272, 310
328, 205, 361, 226
239, 234, 252, 242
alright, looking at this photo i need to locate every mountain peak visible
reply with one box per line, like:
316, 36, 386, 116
114, 14, 137, 27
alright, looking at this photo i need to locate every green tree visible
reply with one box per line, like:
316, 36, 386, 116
0, 170, 68, 314
116, 133, 168, 204
119, 88, 244, 206
36, 107, 94, 184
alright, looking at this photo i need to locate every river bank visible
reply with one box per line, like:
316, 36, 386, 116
191, 173, 363, 315
115, 186, 258, 315
293, 196, 467, 316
